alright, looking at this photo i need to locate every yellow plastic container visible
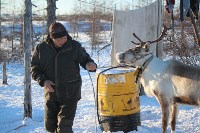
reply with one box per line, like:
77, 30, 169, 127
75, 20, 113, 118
96, 67, 141, 132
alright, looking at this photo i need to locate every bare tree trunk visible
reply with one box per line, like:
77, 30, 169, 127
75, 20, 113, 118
20, 10, 23, 55
0, 0, 7, 85
0, 0, 1, 48
189, 8, 200, 47
46, 0, 56, 33
91, 2, 96, 56
23, 0, 32, 119
171, 10, 175, 59
12, 16, 14, 53
2, 61, 7, 85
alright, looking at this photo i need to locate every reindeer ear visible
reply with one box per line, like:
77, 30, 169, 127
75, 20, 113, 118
144, 42, 150, 52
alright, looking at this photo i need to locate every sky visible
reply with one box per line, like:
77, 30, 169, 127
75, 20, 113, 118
2, 0, 156, 15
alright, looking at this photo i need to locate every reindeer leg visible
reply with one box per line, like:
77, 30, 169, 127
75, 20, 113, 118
170, 103, 177, 133
155, 93, 170, 133
161, 99, 170, 133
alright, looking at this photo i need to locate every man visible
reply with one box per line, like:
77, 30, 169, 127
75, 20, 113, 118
31, 22, 97, 133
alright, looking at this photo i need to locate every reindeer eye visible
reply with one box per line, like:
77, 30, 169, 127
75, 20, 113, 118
144, 43, 149, 52
144, 46, 149, 52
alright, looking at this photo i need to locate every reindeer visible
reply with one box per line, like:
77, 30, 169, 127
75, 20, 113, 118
115, 25, 200, 133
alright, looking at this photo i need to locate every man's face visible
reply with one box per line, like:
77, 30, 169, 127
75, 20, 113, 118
52, 36, 67, 48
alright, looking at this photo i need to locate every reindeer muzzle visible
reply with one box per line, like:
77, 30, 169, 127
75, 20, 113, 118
116, 52, 125, 64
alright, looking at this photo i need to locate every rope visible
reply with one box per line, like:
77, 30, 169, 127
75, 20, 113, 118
87, 70, 98, 133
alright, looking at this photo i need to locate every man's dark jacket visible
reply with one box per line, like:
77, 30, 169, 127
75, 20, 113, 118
31, 39, 95, 101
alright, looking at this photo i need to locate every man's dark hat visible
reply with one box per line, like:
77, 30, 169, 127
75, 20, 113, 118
49, 22, 68, 39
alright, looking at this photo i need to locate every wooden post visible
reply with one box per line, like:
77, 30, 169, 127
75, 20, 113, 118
23, 0, 32, 119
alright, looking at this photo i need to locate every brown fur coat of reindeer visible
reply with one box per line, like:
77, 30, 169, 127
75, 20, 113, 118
116, 25, 200, 133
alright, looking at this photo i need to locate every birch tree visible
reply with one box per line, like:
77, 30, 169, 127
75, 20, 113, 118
23, 0, 32, 119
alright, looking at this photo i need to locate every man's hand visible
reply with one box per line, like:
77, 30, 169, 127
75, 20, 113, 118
44, 80, 55, 92
86, 62, 97, 71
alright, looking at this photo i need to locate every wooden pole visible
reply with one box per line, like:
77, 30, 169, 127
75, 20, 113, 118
23, 0, 32, 119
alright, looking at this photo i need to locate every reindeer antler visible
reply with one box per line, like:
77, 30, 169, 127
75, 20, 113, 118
131, 33, 144, 44
131, 25, 169, 46
131, 33, 146, 46
149, 25, 169, 44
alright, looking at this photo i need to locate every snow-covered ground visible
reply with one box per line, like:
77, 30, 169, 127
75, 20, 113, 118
0, 24, 200, 133
0, 62, 199, 133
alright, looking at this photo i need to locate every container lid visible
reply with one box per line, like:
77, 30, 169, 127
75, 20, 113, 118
96, 67, 135, 75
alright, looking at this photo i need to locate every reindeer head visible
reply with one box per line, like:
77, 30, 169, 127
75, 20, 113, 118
116, 42, 151, 65
116, 25, 168, 65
